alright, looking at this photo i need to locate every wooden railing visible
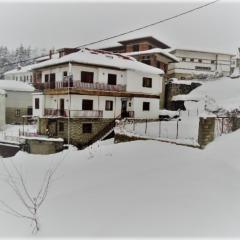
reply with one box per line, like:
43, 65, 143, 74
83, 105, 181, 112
41, 80, 126, 92
44, 108, 103, 118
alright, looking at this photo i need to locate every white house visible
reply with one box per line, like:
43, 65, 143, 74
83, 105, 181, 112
0, 89, 6, 129
168, 48, 235, 79
31, 48, 164, 147
0, 80, 35, 124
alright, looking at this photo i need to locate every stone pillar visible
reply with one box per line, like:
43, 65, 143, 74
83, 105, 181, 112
198, 117, 215, 148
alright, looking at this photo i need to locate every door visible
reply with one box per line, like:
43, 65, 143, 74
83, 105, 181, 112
50, 73, 56, 89
121, 100, 128, 118
60, 99, 65, 116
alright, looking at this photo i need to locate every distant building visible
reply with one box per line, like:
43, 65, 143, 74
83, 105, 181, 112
0, 80, 35, 124
31, 48, 164, 148
168, 48, 235, 79
100, 36, 178, 73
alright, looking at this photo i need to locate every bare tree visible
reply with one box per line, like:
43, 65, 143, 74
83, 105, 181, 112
0, 158, 61, 234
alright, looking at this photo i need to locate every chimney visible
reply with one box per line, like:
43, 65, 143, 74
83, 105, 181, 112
49, 50, 52, 59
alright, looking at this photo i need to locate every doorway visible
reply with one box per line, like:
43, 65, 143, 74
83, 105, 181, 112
50, 73, 56, 89
60, 99, 65, 116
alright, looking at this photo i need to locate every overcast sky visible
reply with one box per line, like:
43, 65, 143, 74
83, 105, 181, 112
0, 0, 239, 54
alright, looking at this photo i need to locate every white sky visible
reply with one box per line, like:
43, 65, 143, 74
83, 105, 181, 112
0, 0, 239, 54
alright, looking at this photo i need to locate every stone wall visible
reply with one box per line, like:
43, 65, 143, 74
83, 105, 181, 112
165, 82, 201, 110
38, 117, 113, 148
198, 117, 215, 148
6, 107, 28, 124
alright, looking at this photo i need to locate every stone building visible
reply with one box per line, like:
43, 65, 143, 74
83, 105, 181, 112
31, 48, 164, 148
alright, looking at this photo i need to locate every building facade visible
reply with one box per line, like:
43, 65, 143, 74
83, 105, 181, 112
0, 80, 34, 124
0, 89, 6, 129
32, 48, 163, 148
168, 49, 235, 79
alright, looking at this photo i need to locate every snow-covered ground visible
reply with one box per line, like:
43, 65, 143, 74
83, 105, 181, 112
181, 77, 240, 112
1, 131, 240, 237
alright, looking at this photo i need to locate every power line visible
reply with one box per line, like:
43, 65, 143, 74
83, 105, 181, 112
75, 0, 220, 49
0, 0, 220, 70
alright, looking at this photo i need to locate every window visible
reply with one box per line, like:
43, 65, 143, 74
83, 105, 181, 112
195, 66, 211, 71
15, 109, 20, 117
35, 98, 40, 109
211, 60, 215, 64
82, 99, 93, 110
198, 59, 202, 63
143, 102, 150, 111
44, 74, 49, 83
27, 107, 32, 115
190, 58, 194, 62
132, 44, 139, 52
182, 57, 186, 62
16, 76, 18, 81
20, 76, 22, 81
82, 123, 92, 133
59, 122, 64, 132
142, 77, 152, 88
27, 76, 29, 81
105, 100, 113, 111
63, 71, 68, 80
148, 45, 152, 49
108, 74, 117, 85
81, 71, 94, 83
141, 59, 151, 65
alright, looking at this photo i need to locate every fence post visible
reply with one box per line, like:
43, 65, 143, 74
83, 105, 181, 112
145, 119, 147, 134
159, 120, 161, 138
176, 119, 179, 139
221, 118, 224, 135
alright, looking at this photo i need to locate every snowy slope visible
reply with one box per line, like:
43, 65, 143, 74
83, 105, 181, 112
181, 77, 240, 112
1, 132, 240, 237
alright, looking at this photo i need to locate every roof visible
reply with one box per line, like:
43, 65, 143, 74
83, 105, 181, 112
124, 48, 179, 63
31, 48, 164, 75
4, 63, 37, 75
118, 36, 170, 49
0, 80, 35, 92
170, 48, 235, 56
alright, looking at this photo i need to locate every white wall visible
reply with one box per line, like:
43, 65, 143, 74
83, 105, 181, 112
132, 97, 160, 119
126, 70, 162, 95
5, 72, 33, 84
32, 93, 45, 117
6, 91, 32, 109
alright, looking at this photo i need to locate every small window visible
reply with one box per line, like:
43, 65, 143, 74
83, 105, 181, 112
198, 59, 202, 63
82, 123, 92, 133
108, 74, 117, 85
143, 102, 150, 111
211, 60, 215, 64
141, 59, 151, 65
35, 98, 40, 109
82, 99, 93, 110
182, 57, 186, 62
63, 71, 68, 80
148, 45, 152, 50
27, 107, 33, 115
15, 109, 20, 117
132, 44, 139, 52
190, 58, 194, 62
59, 122, 64, 132
105, 100, 113, 111
142, 77, 152, 88
81, 71, 94, 83
44, 74, 49, 83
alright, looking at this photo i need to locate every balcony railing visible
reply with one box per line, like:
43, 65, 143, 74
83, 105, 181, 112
40, 80, 126, 92
44, 108, 103, 118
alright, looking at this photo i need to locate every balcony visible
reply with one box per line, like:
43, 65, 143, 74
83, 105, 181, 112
44, 108, 103, 118
39, 80, 126, 92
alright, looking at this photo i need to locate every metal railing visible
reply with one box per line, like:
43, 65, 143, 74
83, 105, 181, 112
44, 108, 103, 118
43, 80, 126, 92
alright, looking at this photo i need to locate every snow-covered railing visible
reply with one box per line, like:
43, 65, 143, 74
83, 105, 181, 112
44, 81, 126, 92
44, 108, 103, 118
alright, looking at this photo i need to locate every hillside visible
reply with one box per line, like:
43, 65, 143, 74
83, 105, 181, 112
1, 131, 240, 237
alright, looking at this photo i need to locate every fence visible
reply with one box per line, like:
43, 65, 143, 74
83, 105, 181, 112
119, 117, 199, 142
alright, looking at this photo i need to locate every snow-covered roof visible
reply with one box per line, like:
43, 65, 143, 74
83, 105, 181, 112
172, 94, 202, 102
170, 48, 235, 56
169, 78, 201, 86
4, 63, 37, 75
0, 89, 6, 95
31, 48, 164, 75
124, 48, 179, 62
0, 80, 35, 92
